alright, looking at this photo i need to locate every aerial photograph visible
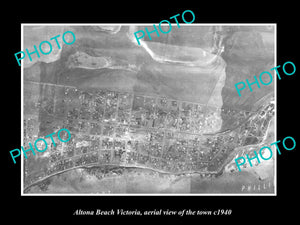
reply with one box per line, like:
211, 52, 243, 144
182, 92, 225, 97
22, 24, 275, 194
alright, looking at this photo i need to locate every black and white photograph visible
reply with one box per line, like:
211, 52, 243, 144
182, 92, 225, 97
22, 24, 276, 195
